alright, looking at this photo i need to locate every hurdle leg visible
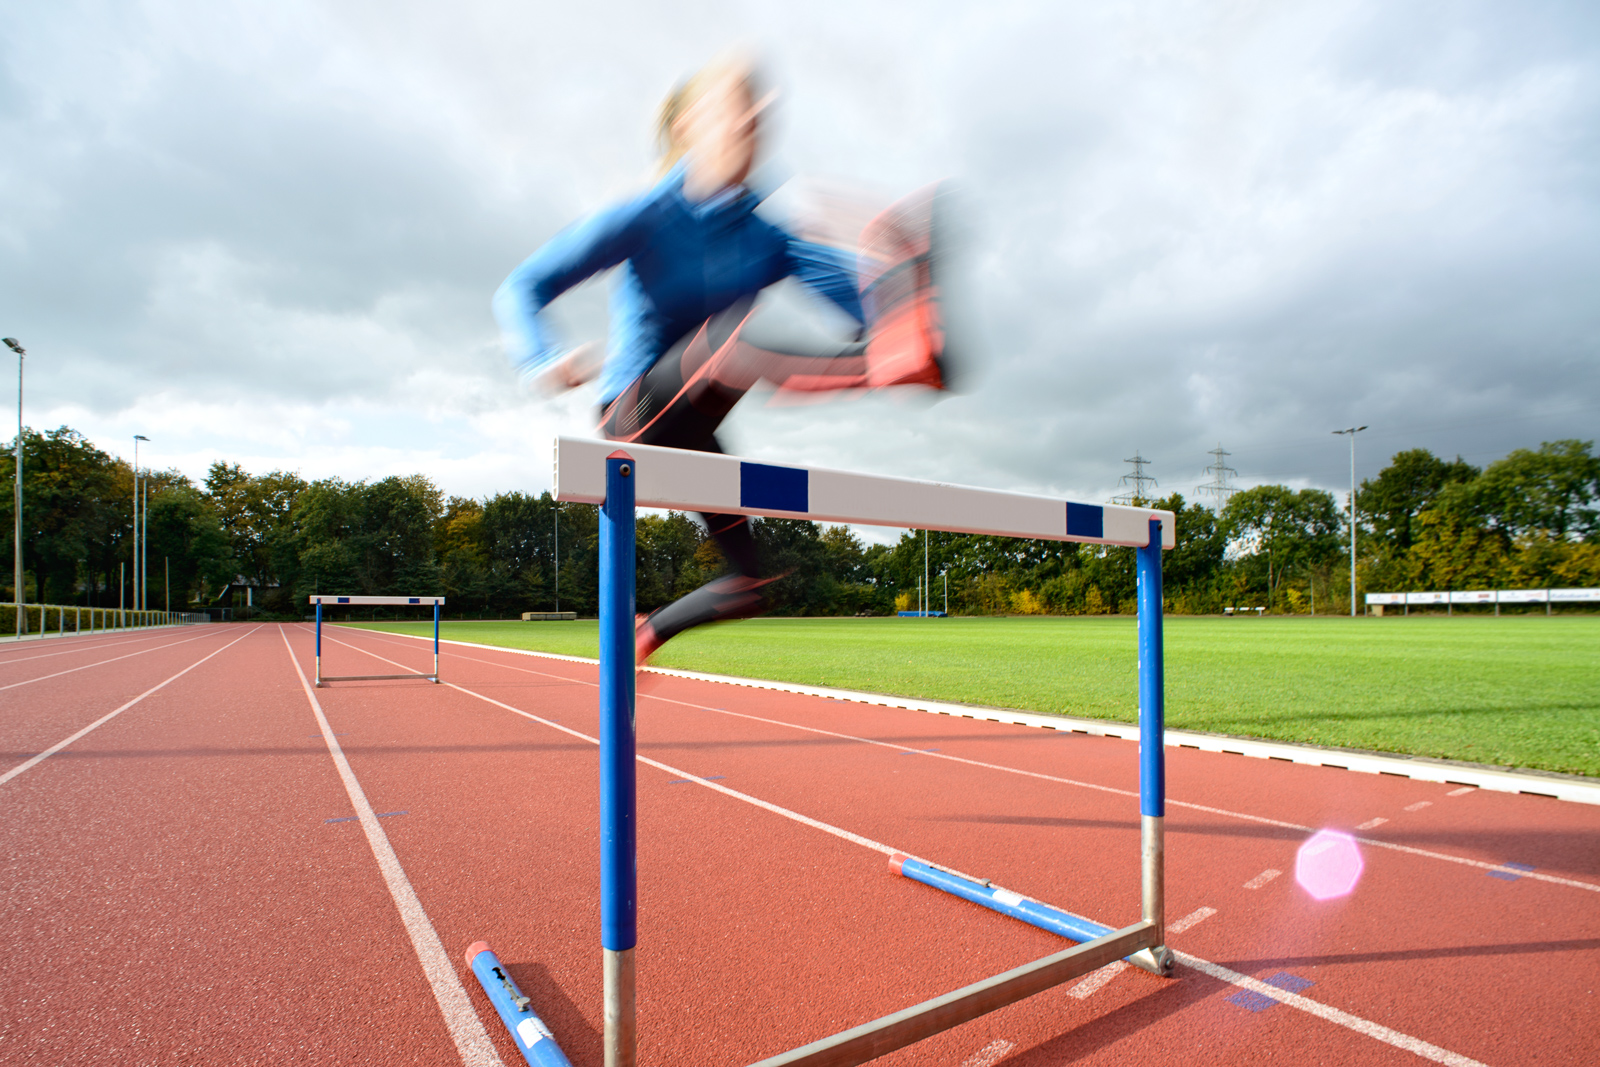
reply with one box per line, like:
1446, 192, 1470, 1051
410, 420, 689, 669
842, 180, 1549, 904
1130, 517, 1173, 977
599, 453, 638, 1067
433, 601, 441, 682
315, 601, 323, 687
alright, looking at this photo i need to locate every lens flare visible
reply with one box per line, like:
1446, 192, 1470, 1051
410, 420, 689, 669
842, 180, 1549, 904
1296, 829, 1364, 900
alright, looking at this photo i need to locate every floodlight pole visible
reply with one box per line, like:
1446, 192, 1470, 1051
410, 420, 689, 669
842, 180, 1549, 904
4, 338, 23, 636
1332, 427, 1366, 617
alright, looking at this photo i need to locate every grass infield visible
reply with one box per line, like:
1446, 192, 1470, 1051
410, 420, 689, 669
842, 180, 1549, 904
344, 615, 1600, 777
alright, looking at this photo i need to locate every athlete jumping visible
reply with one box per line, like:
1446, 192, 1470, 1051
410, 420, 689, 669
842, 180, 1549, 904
494, 55, 950, 663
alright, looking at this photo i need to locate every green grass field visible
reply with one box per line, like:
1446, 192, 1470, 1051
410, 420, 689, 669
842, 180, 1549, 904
345, 616, 1600, 777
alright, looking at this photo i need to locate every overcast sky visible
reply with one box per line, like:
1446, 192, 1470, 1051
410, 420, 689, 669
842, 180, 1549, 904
2, 0, 1596, 519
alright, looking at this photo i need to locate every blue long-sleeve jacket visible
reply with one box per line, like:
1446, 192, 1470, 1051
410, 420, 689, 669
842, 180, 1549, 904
494, 167, 865, 404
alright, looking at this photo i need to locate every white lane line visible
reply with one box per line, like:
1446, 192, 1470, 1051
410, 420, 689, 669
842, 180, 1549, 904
1175, 952, 1489, 1066
1067, 960, 1128, 999
1168, 907, 1217, 934
319, 627, 1600, 895
960, 1039, 1017, 1067
0, 630, 180, 666
278, 627, 502, 1067
0, 628, 224, 692
311, 633, 1499, 1067
429, 667, 1493, 1067
1447, 787, 1476, 797
1405, 801, 1433, 812
1356, 817, 1389, 831
0, 627, 261, 787
1243, 869, 1282, 890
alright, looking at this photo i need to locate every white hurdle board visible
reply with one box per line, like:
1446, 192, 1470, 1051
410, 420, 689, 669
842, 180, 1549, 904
553, 437, 1176, 549
309, 595, 446, 606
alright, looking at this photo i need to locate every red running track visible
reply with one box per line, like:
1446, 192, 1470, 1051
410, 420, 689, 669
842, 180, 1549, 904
1, 623, 1595, 1066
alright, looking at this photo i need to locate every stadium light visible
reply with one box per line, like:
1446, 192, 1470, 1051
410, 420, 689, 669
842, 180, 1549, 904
1332, 426, 1368, 617
4, 338, 22, 636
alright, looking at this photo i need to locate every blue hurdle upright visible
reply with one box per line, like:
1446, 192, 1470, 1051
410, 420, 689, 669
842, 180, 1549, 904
554, 436, 1176, 1067
308, 595, 444, 687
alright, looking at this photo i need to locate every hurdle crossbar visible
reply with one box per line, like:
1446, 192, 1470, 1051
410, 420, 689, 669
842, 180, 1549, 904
309, 595, 444, 687
553, 438, 1175, 1067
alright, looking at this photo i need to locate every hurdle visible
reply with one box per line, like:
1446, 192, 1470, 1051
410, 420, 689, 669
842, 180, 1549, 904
548, 436, 1175, 1067
308, 595, 444, 687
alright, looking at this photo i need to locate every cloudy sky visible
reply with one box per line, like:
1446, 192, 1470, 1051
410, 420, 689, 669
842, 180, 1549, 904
2, 0, 1596, 518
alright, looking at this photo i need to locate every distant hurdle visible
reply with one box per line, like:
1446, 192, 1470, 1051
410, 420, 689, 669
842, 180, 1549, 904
308, 595, 444, 687
543, 436, 1176, 1067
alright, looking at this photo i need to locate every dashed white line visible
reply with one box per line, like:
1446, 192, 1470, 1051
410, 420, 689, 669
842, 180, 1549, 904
1067, 961, 1128, 999
1355, 817, 1388, 831
1446, 787, 1476, 797
1168, 906, 1217, 934
320, 627, 1600, 893
1405, 801, 1433, 812
1243, 869, 1281, 890
313, 629, 1498, 1067
960, 1039, 1017, 1067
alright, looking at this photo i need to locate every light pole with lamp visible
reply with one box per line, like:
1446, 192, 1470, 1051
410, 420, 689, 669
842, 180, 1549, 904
133, 435, 149, 612
1332, 426, 1367, 617
3, 338, 23, 636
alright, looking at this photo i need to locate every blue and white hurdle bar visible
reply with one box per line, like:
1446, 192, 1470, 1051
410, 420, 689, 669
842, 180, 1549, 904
554, 436, 1175, 1067
308, 595, 444, 687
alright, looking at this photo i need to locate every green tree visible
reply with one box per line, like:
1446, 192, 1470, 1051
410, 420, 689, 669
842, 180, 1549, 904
1222, 485, 1342, 608
1357, 449, 1479, 552
1438, 440, 1599, 540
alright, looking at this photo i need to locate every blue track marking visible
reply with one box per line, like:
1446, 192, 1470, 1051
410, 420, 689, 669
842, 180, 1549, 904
739, 461, 808, 512
1488, 862, 1536, 881
1228, 972, 1314, 1012
324, 810, 406, 824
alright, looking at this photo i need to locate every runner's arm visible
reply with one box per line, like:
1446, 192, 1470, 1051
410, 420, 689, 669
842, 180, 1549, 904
492, 200, 647, 382
784, 237, 866, 329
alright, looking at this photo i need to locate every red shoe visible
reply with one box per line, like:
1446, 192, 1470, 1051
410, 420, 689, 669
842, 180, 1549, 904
859, 185, 946, 390
635, 613, 664, 666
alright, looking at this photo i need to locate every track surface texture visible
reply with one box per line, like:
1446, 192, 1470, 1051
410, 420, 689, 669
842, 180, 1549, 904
1, 623, 1594, 1066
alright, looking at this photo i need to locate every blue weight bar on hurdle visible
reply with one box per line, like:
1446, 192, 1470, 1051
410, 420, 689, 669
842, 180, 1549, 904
548, 436, 1175, 1067
464, 941, 574, 1067
308, 595, 444, 687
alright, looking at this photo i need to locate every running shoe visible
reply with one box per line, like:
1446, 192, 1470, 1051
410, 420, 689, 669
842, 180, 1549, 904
859, 184, 947, 390
635, 573, 781, 665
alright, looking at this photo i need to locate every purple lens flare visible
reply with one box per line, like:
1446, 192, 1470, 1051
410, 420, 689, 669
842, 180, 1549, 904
1296, 830, 1364, 900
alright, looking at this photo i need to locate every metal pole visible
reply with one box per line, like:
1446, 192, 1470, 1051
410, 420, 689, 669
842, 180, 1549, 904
6, 338, 24, 636
315, 601, 323, 686
132, 437, 139, 613
142, 481, 148, 613
1332, 427, 1366, 617
924, 529, 929, 617
165, 557, 170, 615
554, 500, 560, 614
599, 453, 637, 1067
433, 601, 440, 682
1131, 517, 1172, 976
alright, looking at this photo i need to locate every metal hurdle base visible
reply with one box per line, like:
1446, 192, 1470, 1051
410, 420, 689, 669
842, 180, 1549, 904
748, 922, 1163, 1067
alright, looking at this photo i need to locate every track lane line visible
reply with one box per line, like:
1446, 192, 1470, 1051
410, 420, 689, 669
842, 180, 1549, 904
0, 626, 262, 787
0, 629, 192, 666
0, 628, 229, 693
331, 627, 1600, 894
300, 628, 1500, 1066
277, 627, 503, 1067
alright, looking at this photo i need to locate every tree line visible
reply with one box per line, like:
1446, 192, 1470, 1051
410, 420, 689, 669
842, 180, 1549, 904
2, 427, 1594, 617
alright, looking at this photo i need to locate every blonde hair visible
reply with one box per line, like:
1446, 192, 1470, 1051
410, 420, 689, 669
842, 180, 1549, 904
655, 54, 762, 176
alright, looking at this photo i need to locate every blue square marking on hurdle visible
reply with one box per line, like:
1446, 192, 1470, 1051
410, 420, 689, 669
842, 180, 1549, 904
408, 597, 420, 604
1066, 502, 1104, 540
337, 597, 350, 603
740, 462, 808, 513
1488, 862, 1535, 881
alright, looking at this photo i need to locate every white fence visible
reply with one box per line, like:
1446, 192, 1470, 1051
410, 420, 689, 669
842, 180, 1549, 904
1, 602, 210, 639
1365, 588, 1599, 614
